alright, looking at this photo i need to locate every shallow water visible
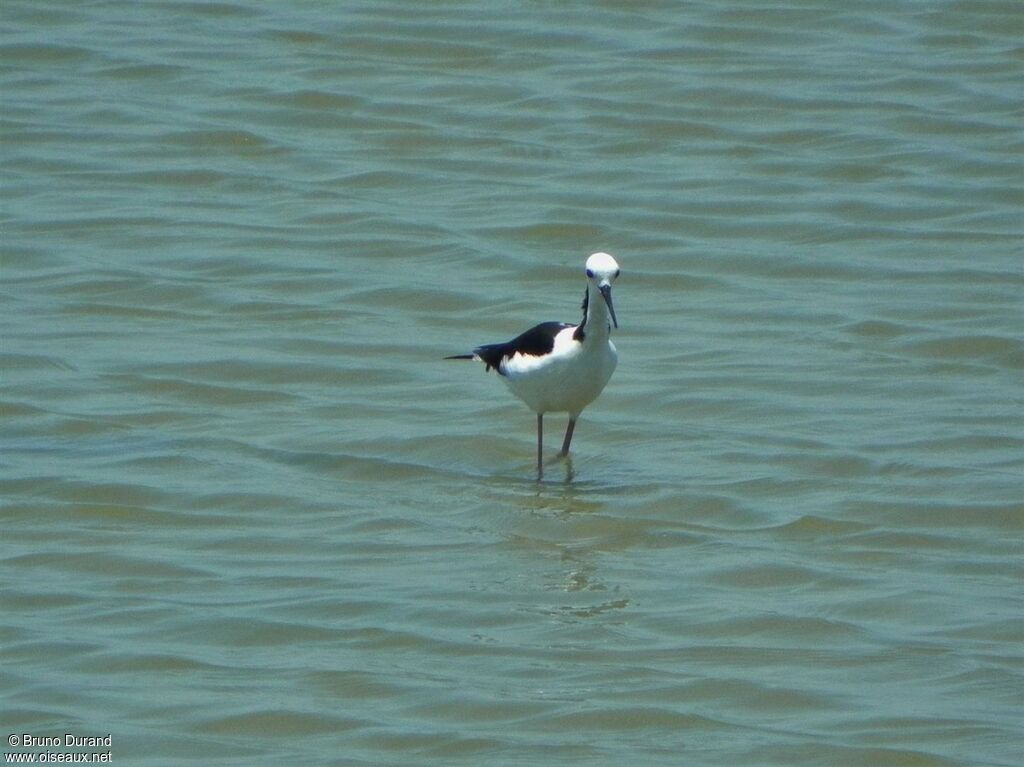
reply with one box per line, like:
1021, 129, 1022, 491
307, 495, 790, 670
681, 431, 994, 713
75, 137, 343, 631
2, 1, 1022, 765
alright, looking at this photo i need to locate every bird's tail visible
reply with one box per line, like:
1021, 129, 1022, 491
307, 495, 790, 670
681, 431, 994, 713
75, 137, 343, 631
444, 354, 475, 360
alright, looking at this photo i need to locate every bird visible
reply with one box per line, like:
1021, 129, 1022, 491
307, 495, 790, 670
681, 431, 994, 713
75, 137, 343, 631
446, 252, 621, 477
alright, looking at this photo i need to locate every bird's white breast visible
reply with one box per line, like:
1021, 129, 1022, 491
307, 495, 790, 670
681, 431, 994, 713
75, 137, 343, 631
499, 327, 617, 416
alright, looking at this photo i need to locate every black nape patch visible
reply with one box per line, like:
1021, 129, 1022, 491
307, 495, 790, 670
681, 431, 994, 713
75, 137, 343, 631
573, 287, 590, 341
471, 321, 572, 374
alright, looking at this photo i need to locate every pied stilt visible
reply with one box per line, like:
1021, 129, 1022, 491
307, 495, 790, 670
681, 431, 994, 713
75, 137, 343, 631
447, 252, 621, 477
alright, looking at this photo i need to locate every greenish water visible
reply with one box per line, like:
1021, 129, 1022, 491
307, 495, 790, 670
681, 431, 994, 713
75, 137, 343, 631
2, 2, 1021, 765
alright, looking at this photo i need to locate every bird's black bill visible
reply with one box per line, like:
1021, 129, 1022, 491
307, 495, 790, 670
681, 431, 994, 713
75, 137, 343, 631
599, 284, 618, 328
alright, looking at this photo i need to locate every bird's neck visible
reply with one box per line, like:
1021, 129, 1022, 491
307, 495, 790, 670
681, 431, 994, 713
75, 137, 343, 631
580, 285, 612, 341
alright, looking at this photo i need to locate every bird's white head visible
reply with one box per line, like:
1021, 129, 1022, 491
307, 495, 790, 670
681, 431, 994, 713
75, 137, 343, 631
584, 252, 620, 328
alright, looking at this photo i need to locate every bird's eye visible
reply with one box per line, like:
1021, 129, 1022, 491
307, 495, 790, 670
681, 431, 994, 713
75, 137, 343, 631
615, 269, 621, 278
586, 269, 594, 278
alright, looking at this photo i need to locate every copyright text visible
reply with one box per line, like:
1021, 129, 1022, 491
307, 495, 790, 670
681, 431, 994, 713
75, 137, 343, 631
6, 734, 112, 763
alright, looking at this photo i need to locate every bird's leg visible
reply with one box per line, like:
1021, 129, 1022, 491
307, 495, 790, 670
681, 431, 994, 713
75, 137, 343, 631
536, 413, 544, 478
560, 417, 576, 457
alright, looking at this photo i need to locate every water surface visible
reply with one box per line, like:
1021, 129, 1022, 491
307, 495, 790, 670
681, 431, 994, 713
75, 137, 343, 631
2, 1, 1022, 765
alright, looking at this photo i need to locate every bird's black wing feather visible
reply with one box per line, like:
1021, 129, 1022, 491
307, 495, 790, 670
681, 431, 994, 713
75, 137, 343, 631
455, 321, 573, 374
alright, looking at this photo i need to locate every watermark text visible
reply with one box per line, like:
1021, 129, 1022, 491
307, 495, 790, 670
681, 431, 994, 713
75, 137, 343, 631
6, 734, 112, 763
